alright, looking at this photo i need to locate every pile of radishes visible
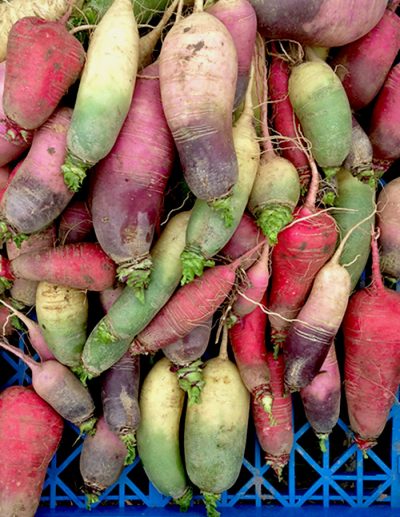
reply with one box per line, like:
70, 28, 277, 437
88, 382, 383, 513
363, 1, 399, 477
0, 0, 400, 515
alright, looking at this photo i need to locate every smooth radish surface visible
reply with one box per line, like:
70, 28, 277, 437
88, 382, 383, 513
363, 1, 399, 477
249, 0, 387, 47
332, 7, 400, 111
36, 282, 88, 368
62, 0, 139, 192
377, 177, 400, 279
0, 62, 31, 166
1, 107, 74, 235
300, 343, 341, 451
137, 357, 192, 511
207, 0, 257, 109
101, 352, 141, 465
58, 200, 93, 245
0, 386, 63, 517
253, 351, 293, 479
3, 16, 84, 130
81, 211, 191, 379
9, 242, 116, 291
343, 234, 400, 451
98, 284, 124, 314
159, 10, 239, 221
0, 341, 96, 431
90, 62, 174, 298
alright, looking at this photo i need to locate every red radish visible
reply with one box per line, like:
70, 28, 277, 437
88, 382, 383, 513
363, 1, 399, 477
377, 177, 400, 279
0, 164, 9, 188
343, 232, 400, 452
3, 16, 85, 131
207, 0, 257, 109
284, 212, 375, 392
58, 200, 93, 245
90, 62, 174, 299
1, 107, 74, 235
229, 295, 272, 414
0, 386, 63, 517
252, 351, 293, 480
0, 305, 13, 336
369, 63, 400, 175
268, 47, 311, 190
0, 340, 96, 432
4, 242, 116, 291
0, 298, 55, 361
300, 342, 341, 451
268, 156, 338, 352
0, 62, 32, 167
159, 2, 239, 223
332, 4, 400, 111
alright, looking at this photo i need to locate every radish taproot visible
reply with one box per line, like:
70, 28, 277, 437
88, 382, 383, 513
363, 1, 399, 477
62, 0, 139, 192
137, 357, 192, 511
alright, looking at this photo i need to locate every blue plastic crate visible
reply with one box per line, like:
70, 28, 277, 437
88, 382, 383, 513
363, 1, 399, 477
1, 330, 400, 516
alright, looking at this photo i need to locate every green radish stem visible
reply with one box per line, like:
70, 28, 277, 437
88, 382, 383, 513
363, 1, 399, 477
121, 433, 136, 465
116, 255, 153, 303
202, 491, 221, 517
318, 433, 329, 453
174, 359, 205, 406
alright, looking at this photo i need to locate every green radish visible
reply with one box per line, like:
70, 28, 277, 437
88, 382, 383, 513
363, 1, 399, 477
137, 357, 192, 511
35, 282, 88, 369
333, 168, 376, 291
180, 61, 260, 284
62, 0, 139, 192
288, 56, 352, 180
184, 327, 249, 517
80, 211, 191, 380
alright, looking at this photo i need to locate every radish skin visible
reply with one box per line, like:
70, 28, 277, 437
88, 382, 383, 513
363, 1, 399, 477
377, 177, 400, 279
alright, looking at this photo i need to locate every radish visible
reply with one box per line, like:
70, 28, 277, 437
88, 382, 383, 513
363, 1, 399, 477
343, 232, 400, 452
252, 351, 293, 479
0, 385, 63, 517
184, 326, 249, 517
101, 352, 141, 465
0, 340, 96, 433
90, 62, 175, 299
342, 117, 374, 184
58, 200, 93, 245
377, 177, 400, 279
3, 15, 85, 132
300, 343, 341, 451
62, 0, 139, 192
81, 211, 191, 379
159, 1, 239, 224
137, 357, 192, 511
98, 284, 124, 314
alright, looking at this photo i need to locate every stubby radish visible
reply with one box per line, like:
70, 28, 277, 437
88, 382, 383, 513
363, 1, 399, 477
80, 416, 127, 508
3, 15, 84, 132
229, 295, 272, 415
249, 0, 387, 47
343, 233, 400, 451
253, 351, 293, 479
164, 317, 212, 405
0, 386, 63, 517
136, 357, 192, 511
207, 0, 257, 109
268, 47, 311, 190
81, 211, 191, 379
288, 54, 352, 181
184, 327, 249, 517
248, 37, 300, 245
377, 177, 400, 279
58, 200, 93, 245
90, 62, 175, 299
4, 242, 116, 291
101, 352, 141, 465
284, 212, 374, 392
0, 298, 55, 361
332, 3, 400, 111
343, 117, 375, 184
159, 1, 239, 224
36, 281, 88, 369
368, 63, 400, 176
300, 343, 341, 451
333, 167, 376, 290
268, 156, 337, 352
0, 62, 32, 167
1, 107, 74, 235
180, 62, 259, 284
62, 0, 139, 192
0, 341, 96, 432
